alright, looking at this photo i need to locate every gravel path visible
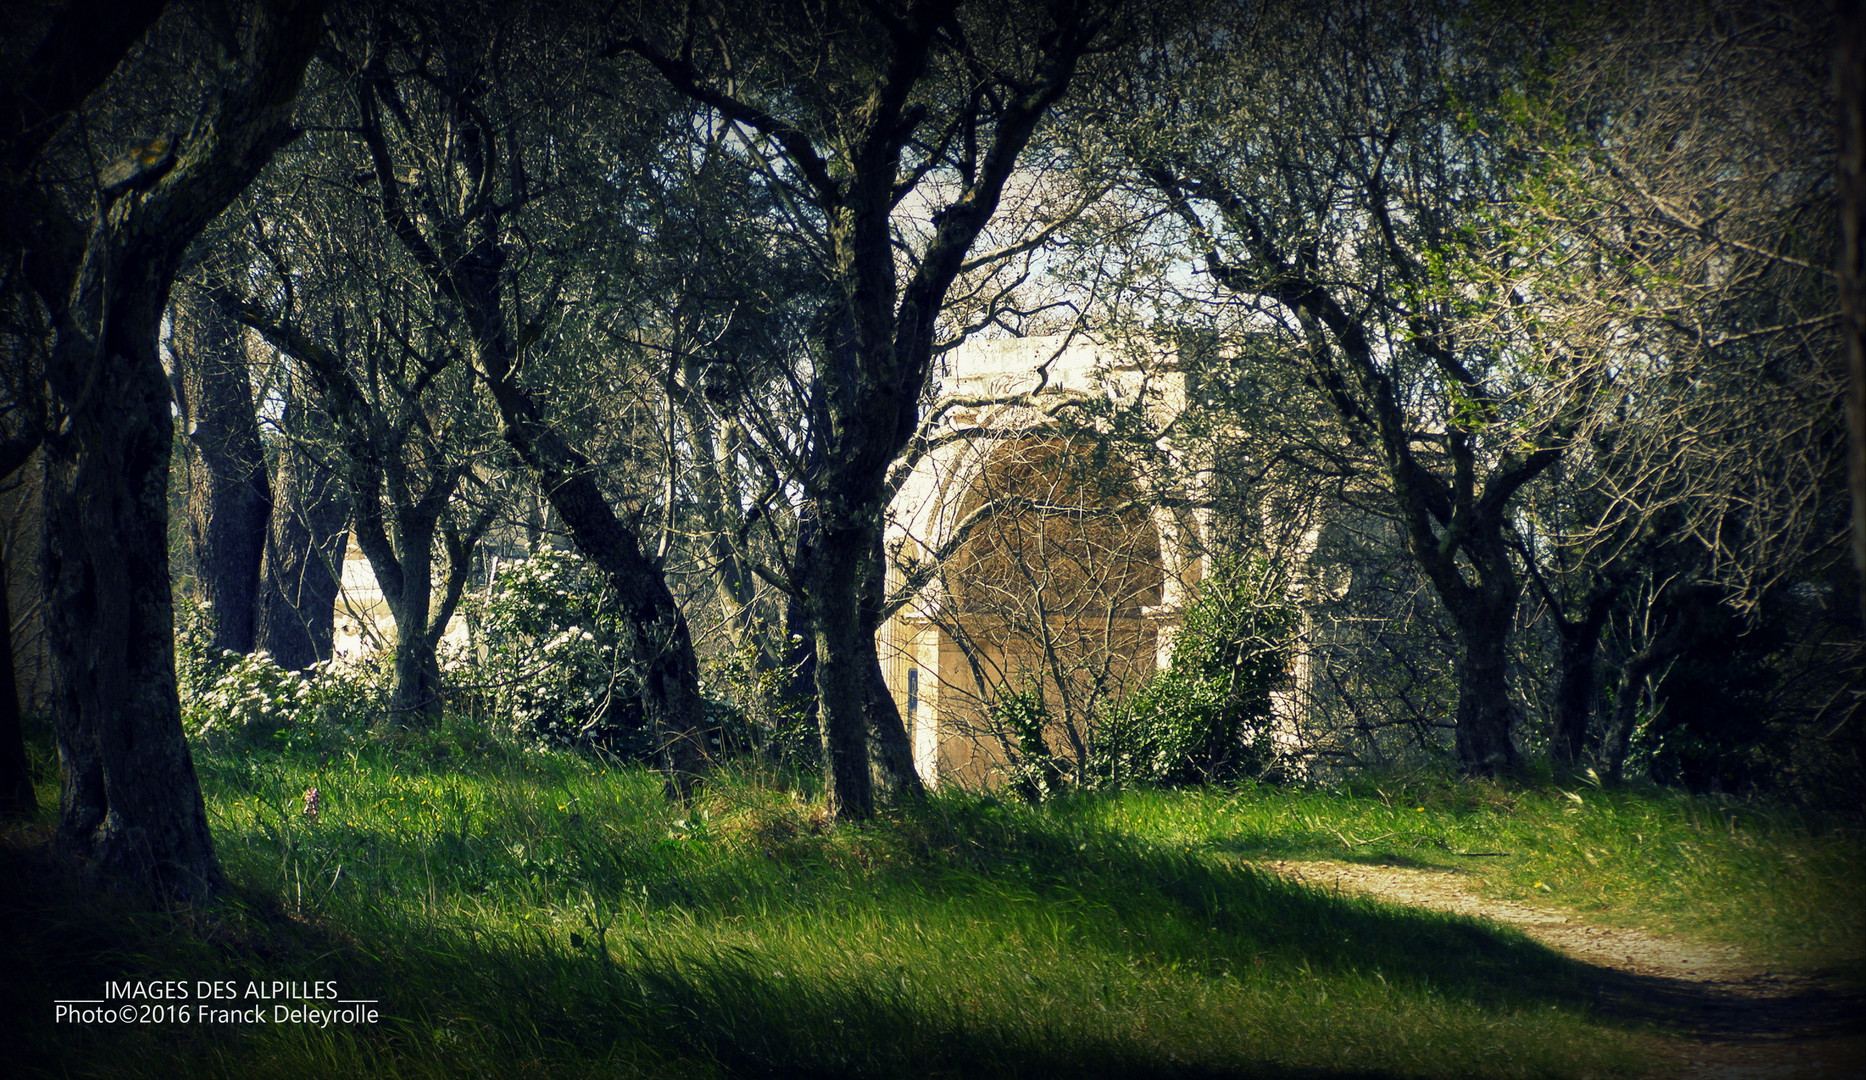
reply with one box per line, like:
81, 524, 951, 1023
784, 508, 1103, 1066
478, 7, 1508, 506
1256, 858, 1864, 1079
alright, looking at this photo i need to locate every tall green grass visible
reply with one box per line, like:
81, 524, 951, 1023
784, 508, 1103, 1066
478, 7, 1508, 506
7, 720, 1852, 1078
1090, 776, 1864, 968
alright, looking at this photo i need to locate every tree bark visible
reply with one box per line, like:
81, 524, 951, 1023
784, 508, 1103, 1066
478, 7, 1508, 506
859, 524, 921, 798
255, 429, 349, 670
44, 283, 222, 895
1549, 602, 1609, 770
352, 498, 445, 726
172, 287, 271, 654
0, 459, 45, 817
802, 518, 878, 818
1840, 0, 1866, 630
1446, 592, 1522, 776
30, 0, 326, 899
0, 565, 36, 816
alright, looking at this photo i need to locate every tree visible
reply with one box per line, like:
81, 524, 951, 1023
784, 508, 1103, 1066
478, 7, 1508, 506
1491, 1, 1847, 774
1111, 1, 1558, 775
252, 379, 350, 671
0, 476, 35, 814
1104, 0, 1846, 779
169, 285, 271, 654
617, 0, 1112, 816
304, 0, 719, 788
0, 0, 324, 897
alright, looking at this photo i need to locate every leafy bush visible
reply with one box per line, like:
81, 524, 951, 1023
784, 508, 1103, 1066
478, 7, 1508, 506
1092, 554, 1297, 787
990, 685, 1068, 802
465, 548, 650, 756
698, 637, 817, 770
176, 597, 387, 750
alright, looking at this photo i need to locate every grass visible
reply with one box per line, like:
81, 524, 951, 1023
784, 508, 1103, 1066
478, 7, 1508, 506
3, 717, 1858, 1078
1094, 775, 1865, 969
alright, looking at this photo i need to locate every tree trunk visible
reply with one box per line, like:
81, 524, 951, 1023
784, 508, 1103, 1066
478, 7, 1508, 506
859, 525, 923, 800
803, 520, 876, 819
478, 352, 711, 799
1602, 588, 1707, 783
1840, 0, 1866, 630
1423, 536, 1525, 778
0, 567, 37, 815
385, 586, 441, 724
44, 278, 221, 898
1, 458, 45, 817
15, 0, 324, 900
255, 434, 349, 670
1449, 607, 1521, 777
172, 287, 271, 654
1550, 602, 1610, 770
354, 506, 444, 727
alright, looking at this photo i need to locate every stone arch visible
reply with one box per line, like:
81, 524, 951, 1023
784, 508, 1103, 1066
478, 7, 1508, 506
880, 335, 1205, 787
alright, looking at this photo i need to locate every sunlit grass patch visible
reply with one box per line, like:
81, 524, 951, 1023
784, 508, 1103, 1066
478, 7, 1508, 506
1093, 776, 1865, 969
24, 727, 1840, 1076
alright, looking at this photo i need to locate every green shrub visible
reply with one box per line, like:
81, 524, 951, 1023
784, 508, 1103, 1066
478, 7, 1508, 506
699, 637, 817, 770
991, 685, 1068, 802
1093, 554, 1297, 787
466, 548, 651, 756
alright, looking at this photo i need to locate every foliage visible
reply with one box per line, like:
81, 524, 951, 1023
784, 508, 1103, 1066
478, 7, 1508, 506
1093, 555, 1298, 788
175, 598, 386, 751
697, 638, 817, 771
1621, 584, 1865, 807
989, 685, 1069, 803
465, 549, 649, 757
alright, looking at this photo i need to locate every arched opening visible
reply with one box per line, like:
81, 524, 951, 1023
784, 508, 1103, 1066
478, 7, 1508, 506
924, 433, 1167, 786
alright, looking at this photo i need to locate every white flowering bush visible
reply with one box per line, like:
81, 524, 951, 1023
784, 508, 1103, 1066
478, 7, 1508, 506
467, 549, 649, 755
183, 648, 312, 747
176, 598, 389, 751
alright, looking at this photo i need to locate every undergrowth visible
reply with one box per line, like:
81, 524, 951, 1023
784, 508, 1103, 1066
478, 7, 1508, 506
5, 716, 1856, 1078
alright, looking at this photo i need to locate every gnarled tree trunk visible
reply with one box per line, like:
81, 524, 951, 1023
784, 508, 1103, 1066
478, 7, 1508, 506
30, 0, 326, 899
255, 427, 349, 671
45, 261, 222, 897
172, 287, 271, 654
0, 561, 36, 816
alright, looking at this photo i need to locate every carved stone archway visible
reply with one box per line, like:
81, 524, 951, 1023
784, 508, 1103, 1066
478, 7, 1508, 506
878, 335, 1210, 787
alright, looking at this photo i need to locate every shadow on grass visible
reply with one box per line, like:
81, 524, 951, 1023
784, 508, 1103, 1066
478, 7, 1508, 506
217, 785, 1604, 1011
18, 780, 1847, 1079
3, 830, 1396, 1079
1587, 963, 1865, 1048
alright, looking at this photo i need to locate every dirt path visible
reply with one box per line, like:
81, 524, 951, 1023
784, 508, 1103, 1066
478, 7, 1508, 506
1257, 859, 1863, 1079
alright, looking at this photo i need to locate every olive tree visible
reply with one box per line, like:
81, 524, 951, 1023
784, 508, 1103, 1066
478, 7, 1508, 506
0, 0, 324, 896
615, 0, 1113, 816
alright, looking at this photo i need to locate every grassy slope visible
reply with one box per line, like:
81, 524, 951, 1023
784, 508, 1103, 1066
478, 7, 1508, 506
4, 724, 1858, 1078
1093, 777, 1864, 969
